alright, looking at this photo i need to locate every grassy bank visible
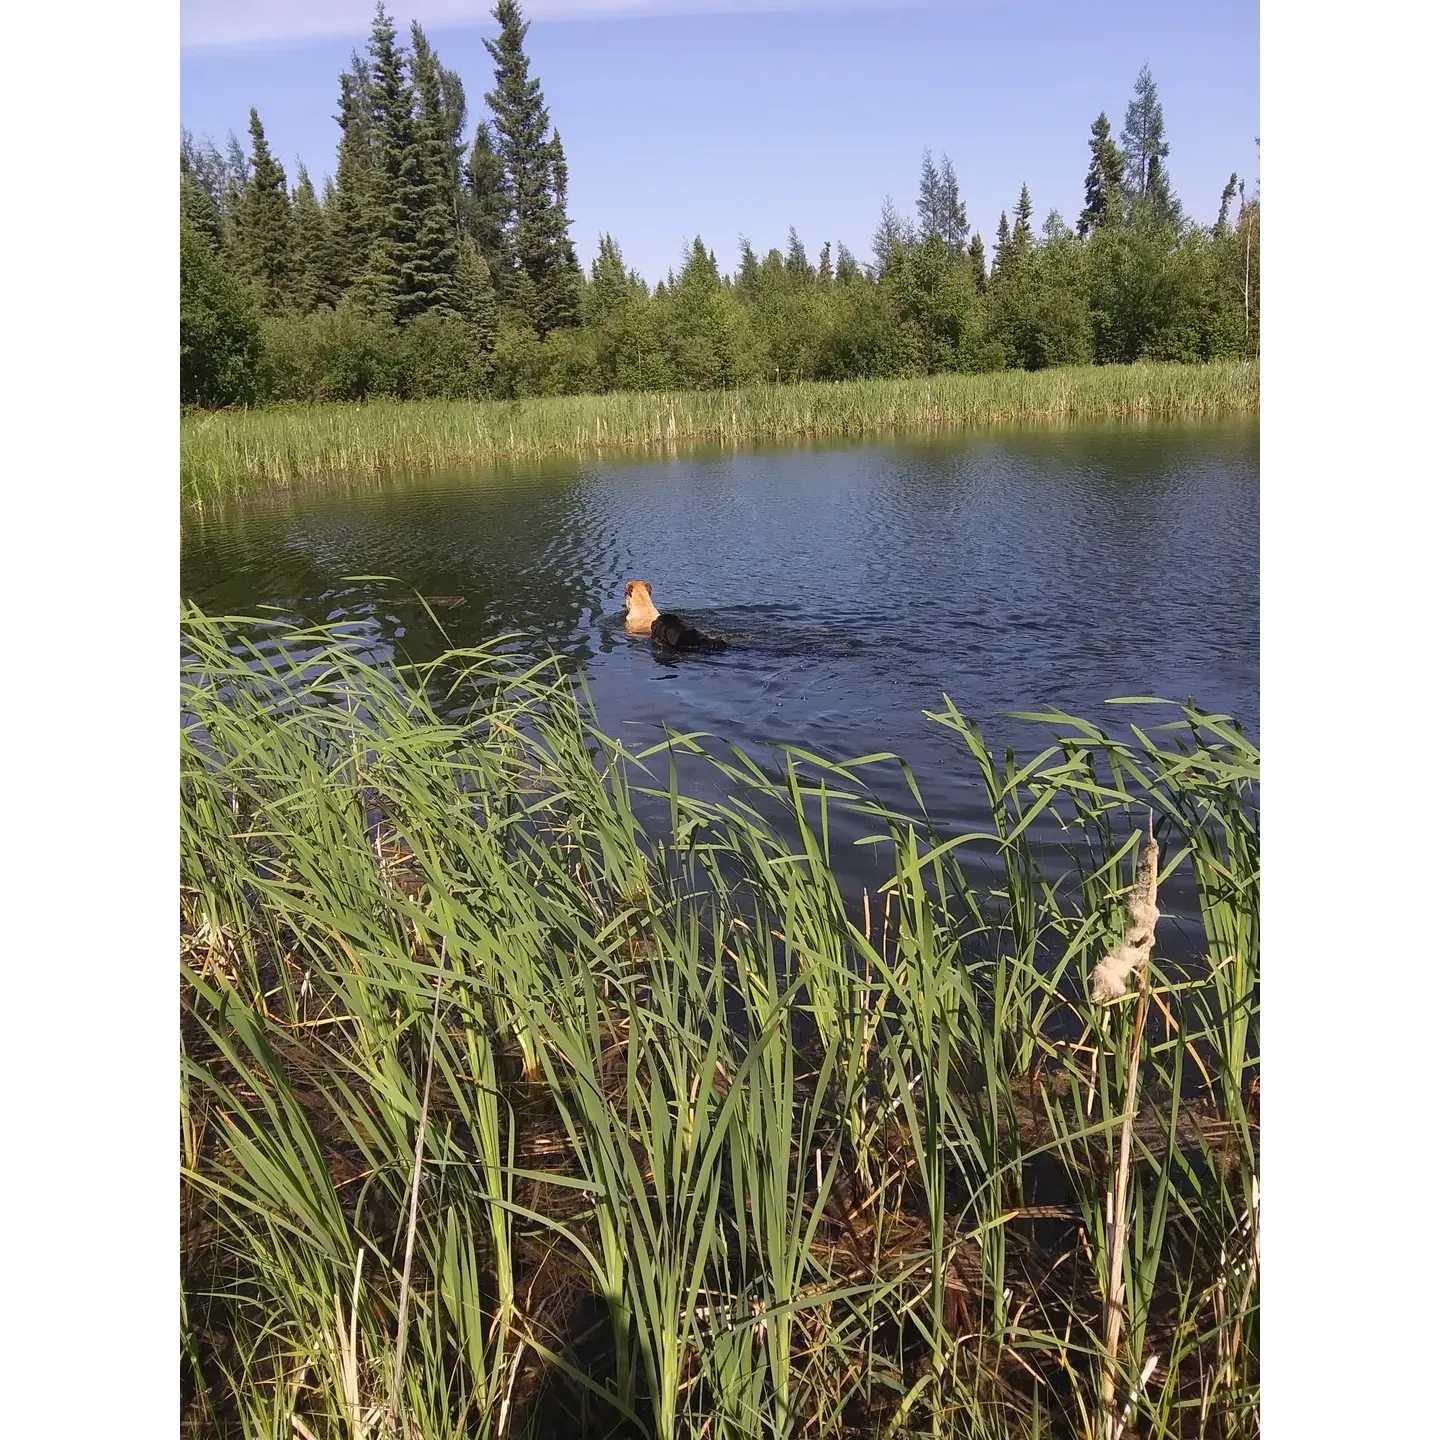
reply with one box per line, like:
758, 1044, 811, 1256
180, 359, 1258, 507
182, 610, 1258, 1439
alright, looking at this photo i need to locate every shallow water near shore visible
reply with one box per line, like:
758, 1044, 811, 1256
182, 417, 1258, 940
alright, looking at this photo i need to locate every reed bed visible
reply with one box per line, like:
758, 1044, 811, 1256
180, 360, 1258, 507
181, 609, 1259, 1439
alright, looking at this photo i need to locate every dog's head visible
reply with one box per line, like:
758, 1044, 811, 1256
624, 579, 654, 613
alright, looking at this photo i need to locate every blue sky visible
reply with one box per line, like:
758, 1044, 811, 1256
180, 0, 1258, 285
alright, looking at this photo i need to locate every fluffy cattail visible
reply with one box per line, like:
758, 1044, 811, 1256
1090, 825, 1160, 1003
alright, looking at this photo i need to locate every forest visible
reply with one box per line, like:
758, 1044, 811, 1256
180, 0, 1260, 408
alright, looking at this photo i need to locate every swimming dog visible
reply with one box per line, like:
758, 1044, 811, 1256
623, 580, 728, 651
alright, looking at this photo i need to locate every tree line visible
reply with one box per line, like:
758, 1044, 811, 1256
181, 0, 1260, 407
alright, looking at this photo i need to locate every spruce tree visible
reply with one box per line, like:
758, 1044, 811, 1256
993, 211, 1012, 276
180, 160, 226, 251
291, 165, 338, 311
408, 21, 462, 315
1012, 184, 1034, 254
234, 108, 293, 306
736, 238, 761, 298
785, 226, 813, 284
181, 133, 231, 248
484, 0, 579, 334
917, 150, 968, 256
463, 120, 508, 278
1121, 63, 1182, 228
1077, 112, 1125, 237
1216, 172, 1238, 233
871, 194, 908, 274
816, 241, 833, 291
586, 233, 632, 321
967, 232, 987, 292
359, 5, 456, 322
834, 243, 859, 284
453, 233, 498, 344
535, 131, 581, 331
357, 4, 412, 318
331, 57, 377, 293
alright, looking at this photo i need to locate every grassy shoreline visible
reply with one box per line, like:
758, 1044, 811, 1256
182, 611, 1258, 1439
180, 359, 1258, 507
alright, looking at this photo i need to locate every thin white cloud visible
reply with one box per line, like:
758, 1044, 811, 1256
181, 0, 936, 52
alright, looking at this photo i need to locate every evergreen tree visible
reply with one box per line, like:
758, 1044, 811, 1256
736, 237, 761, 299
834, 242, 859, 285
816, 241, 833, 291
484, 0, 579, 334
871, 194, 908, 274
408, 21, 462, 315
181, 132, 232, 247
586, 233, 633, 321
357, 4, 413, 318
331, 56, 377, 293
1012, 184, 1035, 254
463, 119, 508, 278
784, 226, 813, 284
967, 232, 987, 292
1077, 112, 1125, 237
917, 149, 968, 256
180, 153, 226, 251
356, 5, 456, 321
223, 132, 250, 221
993, 210, 1012, 276
234, 107, 292, 305
535, 131, 582, 331
291, 165, 338, 311
1121, 63, 1182, 227
453, 233, 498, 344
1216, 171, 1238, 233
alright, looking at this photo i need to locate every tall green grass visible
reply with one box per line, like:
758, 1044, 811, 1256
180, 360, 1258, 507
181, 610, 1259, 1439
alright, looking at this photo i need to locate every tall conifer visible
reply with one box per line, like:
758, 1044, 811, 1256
463, 120, 508, 278
180, 155, 226, 251
1012, 184, 1035, 254
483, 0, 579, 333
1077, 112, 1125, 237
409, 21, 462, 315
1216, 172, 1239, 233
917, 150, 968, 256
993, 211, 1012, 276
291, 166, 338, 311
331, 57, 377, 293
1121, 63, 1182, 227
967, 232, 987, 291
784, 227, 813, 284
871, 194, 908, 274
234, 108, 292, 305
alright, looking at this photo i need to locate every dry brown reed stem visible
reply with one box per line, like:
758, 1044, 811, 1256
388, 939, 447, 1434
1097, 818, 1160, 1439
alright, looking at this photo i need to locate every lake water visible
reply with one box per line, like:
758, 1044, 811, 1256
182, 419, 1258, 910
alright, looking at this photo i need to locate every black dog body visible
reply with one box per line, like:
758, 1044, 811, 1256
650, 613, 728, 652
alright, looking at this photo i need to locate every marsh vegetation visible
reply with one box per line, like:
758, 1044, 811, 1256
181, 610, 1258, 1439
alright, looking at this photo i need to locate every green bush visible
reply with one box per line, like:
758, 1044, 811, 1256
260, 302, 403, 402
180, 224, 265, 406
394, 312, 492, 399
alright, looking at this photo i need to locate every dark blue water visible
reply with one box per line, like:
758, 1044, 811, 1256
182, 420, 1258, 898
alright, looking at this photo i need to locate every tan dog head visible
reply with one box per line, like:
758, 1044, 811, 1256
622, 578, 659, 630
623, 579, 660, 632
